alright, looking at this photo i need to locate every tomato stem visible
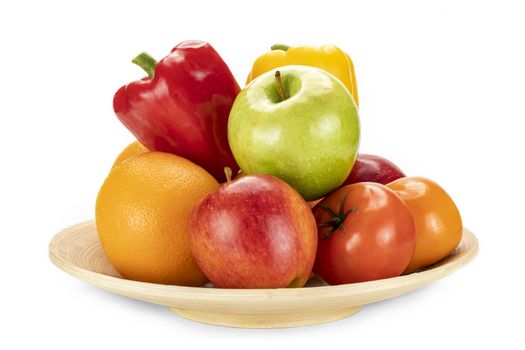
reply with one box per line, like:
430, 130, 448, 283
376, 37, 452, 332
318, 192, 357, 239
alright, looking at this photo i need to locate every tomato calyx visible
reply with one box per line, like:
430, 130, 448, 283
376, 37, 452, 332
318, 192, 357, 240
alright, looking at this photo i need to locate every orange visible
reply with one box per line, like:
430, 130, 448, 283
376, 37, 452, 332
96, 152, 219, 286
112, 140, 149, 169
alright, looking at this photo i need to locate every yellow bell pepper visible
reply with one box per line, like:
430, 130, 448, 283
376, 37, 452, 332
246, 43, 359, 106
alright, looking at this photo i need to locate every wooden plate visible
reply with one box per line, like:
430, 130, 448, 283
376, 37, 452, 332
49, 221, 478, 328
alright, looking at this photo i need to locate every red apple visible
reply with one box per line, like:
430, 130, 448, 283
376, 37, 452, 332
343, 153, 405, 186
187, 174, 317, 288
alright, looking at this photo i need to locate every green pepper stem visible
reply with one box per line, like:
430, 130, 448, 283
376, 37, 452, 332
132, 52, 157, 79
271, 43, 290, 51
275, 70, 288, 101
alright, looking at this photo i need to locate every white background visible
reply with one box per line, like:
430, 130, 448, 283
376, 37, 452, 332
1, 0, 523, 348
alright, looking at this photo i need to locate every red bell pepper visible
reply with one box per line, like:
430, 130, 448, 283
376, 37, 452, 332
113, 40, 240, 182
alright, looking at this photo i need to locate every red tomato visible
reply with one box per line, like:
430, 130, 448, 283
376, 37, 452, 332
313, 182, 416, 284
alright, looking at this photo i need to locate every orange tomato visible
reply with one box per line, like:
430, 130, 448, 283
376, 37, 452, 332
387, 177, 462, 273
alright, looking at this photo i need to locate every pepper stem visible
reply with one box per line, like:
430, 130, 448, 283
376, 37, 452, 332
132, 52, 157, 79
271, 43, 291, 51
275, 71, 288, 101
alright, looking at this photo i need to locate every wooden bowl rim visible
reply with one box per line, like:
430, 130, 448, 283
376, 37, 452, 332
49, 221, 478, 305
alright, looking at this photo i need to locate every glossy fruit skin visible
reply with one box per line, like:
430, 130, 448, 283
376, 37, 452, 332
313, 182, 416, 284
387, 177, 463, 273
187, 174, 318, 288
246, 44, 359, 105
113, 40, 240, 182
343, 153, 405, 186
228, 65, 360, 201
96, 152, 219, 286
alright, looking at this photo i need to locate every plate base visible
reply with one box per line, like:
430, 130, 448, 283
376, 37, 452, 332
49, 221, 478, 329
169, 305, 363, 328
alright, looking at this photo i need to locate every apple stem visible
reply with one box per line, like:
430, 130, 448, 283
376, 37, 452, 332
224, 167, 233, 183
275, 70, 288, 101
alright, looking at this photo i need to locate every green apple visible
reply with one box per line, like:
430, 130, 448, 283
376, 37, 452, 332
228, 65, 360, 200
